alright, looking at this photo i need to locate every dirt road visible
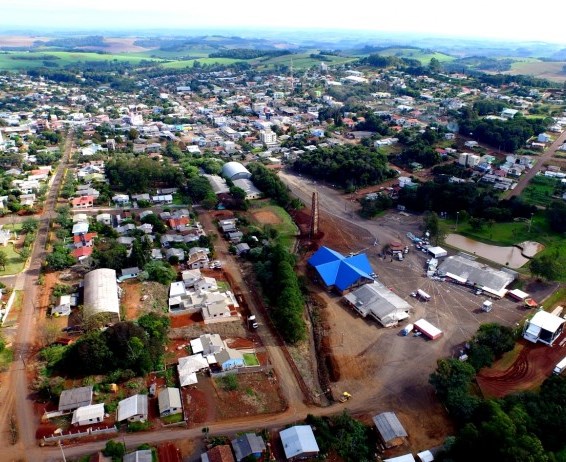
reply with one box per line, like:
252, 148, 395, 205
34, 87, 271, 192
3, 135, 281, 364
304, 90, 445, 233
506, 129, 566, 198
0, 129, 74, 461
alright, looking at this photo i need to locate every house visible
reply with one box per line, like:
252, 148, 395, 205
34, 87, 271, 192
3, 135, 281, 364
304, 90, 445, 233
195, 276, 218, 292
177, 353, 209, 387
151, 194, 173, 204
71, 403, 105, 426
187, 247, 210, 269
96, 213, 112, 225
201, 292, 240, 324
235, 243, 250, 255
151, 248, 163, 260
308, 246, 374, 294
231, 433, 266, 462
73, 246, 93, 261
201, 445, 235, 462
279, 425, 320, 460
117, 394, 148, 422
182, 269, 202, 288
523, 311, 565, 346
71, 195, 94, 209
214, 348, 244, 371
58, 386, 93, 412
158, 387, 182, 417
20, 194, 36, 206
501, 108, 519, 119
120, 267, 140, 281
228, 231, 243, 243
373, 412, 408, 448
73, 232, 97, 248
72, 222, 89, 235
123, 450, 153, 462
112, 194, 130, 205
200, 333, 225, 355
166, 247, 185, 262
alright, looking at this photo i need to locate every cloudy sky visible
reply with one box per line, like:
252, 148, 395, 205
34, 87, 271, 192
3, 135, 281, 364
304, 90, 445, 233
1, 0, 565, 44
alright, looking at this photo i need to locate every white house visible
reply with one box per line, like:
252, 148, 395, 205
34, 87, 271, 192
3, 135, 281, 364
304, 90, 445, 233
158, 388, 182, 417
117, 394, 148, 422
71, 403, 105, 426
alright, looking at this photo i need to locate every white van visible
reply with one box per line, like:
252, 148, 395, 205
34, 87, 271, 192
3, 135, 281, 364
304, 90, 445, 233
553, 356, 566, 375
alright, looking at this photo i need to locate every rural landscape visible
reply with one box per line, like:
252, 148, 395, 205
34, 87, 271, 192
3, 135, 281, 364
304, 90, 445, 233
1, 4, 566, 462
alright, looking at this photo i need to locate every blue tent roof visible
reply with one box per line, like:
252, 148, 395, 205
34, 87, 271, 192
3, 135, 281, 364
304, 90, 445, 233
308, 246, 374, 292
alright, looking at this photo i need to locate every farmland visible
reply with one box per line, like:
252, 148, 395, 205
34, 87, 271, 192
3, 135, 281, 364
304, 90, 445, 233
503, 59, 566, 82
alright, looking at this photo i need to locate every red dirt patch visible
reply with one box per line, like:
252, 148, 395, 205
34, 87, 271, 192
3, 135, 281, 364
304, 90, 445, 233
477, 335, 566, 398
157, 442, 183, 462
121, 279, 142, 320
225, 337, 254, 349
170, 312, 203, 328
252, 210, 282, 225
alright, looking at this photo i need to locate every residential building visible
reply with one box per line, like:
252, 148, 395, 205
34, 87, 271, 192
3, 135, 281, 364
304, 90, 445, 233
158, 387, 182, 417
71, 403, 105, 426
58, 386, 93, 412
117, 394, 148, 422
279, 425, 320, 461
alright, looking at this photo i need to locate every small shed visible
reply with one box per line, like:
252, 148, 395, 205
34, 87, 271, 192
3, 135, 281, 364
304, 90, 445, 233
280, 425, 319, 460
372, 412, 408, 448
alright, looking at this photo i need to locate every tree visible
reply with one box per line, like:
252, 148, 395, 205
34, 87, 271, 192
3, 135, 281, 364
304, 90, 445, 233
144, 260, 177, 285
21, 217, 39, 234
423, 211, 446, 245
103, 440, 126, 460
547, 201, 566, 233
0, 250, 7, 271
45, 245, 74, 270
429, 358, 475, 400
530, 252, 563, 281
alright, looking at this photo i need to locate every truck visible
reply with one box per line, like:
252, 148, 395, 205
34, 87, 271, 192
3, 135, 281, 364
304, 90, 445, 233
482, 300, 493, 312
337, 392, 352, 403
554, 356, 566, 375
401, 324, 414, 336
247, 315, 258, 329
416, 289, 431, 301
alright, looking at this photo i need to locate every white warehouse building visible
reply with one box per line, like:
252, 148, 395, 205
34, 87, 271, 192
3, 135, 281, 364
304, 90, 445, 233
83, 268, 121, 322
221, 161, 252, 181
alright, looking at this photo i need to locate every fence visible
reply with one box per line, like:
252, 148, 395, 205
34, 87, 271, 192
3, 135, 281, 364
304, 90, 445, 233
211, 364, 272, 379
43, 425, 117, 443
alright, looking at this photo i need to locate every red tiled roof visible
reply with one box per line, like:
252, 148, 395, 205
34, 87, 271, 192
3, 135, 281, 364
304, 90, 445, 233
72, 247, 93, 259
73, 233, 98, 244
205, 445, 235, 462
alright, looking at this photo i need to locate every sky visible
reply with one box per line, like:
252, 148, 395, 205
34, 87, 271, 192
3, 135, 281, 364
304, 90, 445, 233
1, 0, 565, 44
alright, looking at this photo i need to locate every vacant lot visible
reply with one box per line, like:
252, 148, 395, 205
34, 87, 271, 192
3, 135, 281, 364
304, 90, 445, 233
521, 175, 562, 207
249, 203, 298, 249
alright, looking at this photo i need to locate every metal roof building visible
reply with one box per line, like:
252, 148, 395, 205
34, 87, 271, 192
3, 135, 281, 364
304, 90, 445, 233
231, 433, 266, 462
221, 161, 251, 181
523, 311, 565, 346
117, 394, 148, 422
83, 268, 120, 321
437, 255, 515, 297
344, 281, 411, 327
58, 385, 93, 412
280, 425, 319, 460
308, 246, 374, 293
372, 412, 408, 448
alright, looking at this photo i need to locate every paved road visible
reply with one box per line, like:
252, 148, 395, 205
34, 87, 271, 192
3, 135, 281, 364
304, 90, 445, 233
0, 129, 74, 461
506, 129, 566, 198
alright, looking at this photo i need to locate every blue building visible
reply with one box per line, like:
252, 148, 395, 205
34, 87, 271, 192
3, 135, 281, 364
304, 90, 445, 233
308, 246, 374, 294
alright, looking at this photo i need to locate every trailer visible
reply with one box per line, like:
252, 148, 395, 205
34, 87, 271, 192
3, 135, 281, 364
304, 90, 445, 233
507, 289, 529, 301
554, 356, 566, 375
413, 318, 443, 340
416, 289, 431, 301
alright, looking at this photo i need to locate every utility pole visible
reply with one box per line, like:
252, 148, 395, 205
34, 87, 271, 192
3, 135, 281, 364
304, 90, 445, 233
528, 213, 534, 233
58, 440, 67, 462
456, 211, 460, 231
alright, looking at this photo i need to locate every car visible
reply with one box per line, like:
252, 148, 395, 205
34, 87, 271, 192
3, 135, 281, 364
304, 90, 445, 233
475, 288, 483, 295
410, 292, 417, 297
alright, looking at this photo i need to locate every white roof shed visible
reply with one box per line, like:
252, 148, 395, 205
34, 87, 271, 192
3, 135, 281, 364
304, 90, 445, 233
83, 269, 120, 321
280, 425, 319, 460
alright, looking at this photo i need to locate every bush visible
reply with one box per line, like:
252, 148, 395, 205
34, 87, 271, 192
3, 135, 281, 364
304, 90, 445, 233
218, 373, 238, 391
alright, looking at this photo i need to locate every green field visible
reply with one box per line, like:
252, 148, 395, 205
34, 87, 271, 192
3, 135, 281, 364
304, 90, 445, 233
255, 52, 357, 70
371, 47, 455, 65
0, 51, 160, 70
521, 176, 562, 207
503, 59, 566, 82
161, 57, 243, 69
250, 203, 298, 250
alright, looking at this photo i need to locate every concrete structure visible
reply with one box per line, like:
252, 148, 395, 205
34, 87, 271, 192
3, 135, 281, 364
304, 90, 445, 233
221, 161, 251, 181
372, 412, 408, 448
280, 425, 320, 460
83, 269, 121, 321
344, 281, 411, 327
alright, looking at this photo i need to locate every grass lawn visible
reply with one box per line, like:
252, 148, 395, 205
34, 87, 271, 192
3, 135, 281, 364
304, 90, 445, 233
372, 47, 455, 64
521, 176, 562, 207
540, 287, 566, 311
0, 242, 26, 276
243, 353, 260, 366
161, 413, 184, 424
161, 57, 242, 69
216, 280, 230, 293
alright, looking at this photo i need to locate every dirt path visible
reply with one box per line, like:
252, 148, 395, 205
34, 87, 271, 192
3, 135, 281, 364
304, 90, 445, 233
506, 128, 566, 198
0, 128, 75, 461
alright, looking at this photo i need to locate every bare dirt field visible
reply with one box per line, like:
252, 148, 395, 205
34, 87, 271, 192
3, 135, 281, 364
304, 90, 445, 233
251, 210, 282, 225
0, 36, 51, 47
477, 334, 566, 398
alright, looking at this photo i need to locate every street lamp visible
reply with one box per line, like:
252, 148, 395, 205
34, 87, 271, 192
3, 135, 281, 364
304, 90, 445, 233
456, 211, 460, 231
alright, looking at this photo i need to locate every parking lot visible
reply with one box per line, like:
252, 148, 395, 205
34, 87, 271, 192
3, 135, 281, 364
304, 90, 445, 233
315, 211, 531, 452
